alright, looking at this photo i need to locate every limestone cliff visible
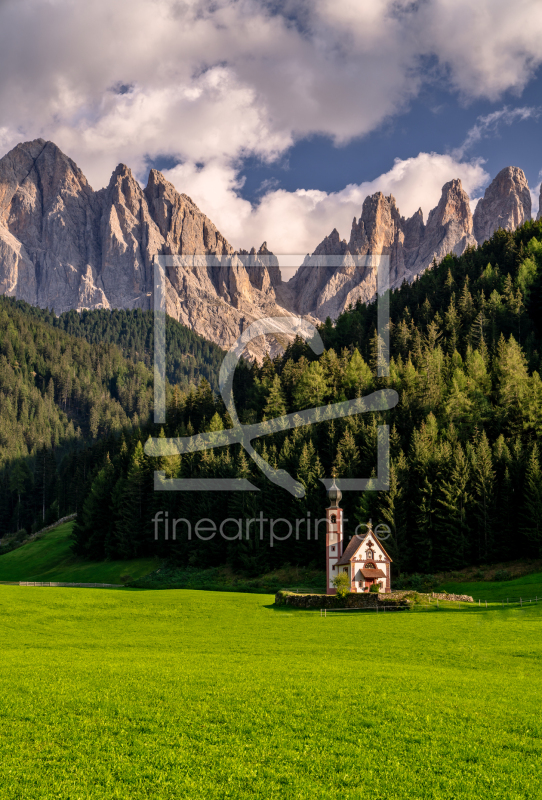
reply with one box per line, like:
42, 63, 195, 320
473, 166, 531, 245
291, 178, 478, 317
0, 140, 536, 359
0, 139, 289, 359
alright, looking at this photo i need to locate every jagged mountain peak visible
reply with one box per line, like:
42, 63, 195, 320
473, 165, 531, 244
427, 178, 472, 230
0, 139, 538, 360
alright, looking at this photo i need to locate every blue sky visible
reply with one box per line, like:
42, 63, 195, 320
1, 0, 541, 260
240, 77, 542, 206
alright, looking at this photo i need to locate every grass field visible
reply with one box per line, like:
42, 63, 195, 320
0, 522, 159, 584
440, 570, 542, 603
0, 586, 541, 799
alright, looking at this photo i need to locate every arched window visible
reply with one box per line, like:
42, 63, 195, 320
330, 514, 336, 524
364, 562, 376, 569
366, 549, 373, 559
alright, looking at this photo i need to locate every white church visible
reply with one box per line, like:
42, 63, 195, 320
325, 479, 392, 594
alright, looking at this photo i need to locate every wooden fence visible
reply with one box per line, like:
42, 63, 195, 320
18, 581, 123, 589
320, 595, 541, 616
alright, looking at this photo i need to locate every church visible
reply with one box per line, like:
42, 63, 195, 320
325, 479, 392, 594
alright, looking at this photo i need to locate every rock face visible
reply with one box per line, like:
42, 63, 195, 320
0, 140, 535, 359
473, 166, 531, 244
416, 179, 477, 266
290, 178, 477, 314
0, 139, 290, 359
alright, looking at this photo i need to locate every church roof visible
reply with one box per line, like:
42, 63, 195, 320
336, 536, 364, 565
359, 568, 386, 579
335, 529, 393, 566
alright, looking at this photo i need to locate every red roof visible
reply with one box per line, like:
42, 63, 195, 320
336, 536, 364, 566
336, 530, 393, 566
359, 568, 386, 579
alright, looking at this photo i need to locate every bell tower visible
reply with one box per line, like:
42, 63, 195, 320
326, 477, 343, 595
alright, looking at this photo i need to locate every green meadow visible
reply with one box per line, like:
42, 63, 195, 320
440, 571, 542, 604
0, 586, 541, 799
0, 522, 158, 584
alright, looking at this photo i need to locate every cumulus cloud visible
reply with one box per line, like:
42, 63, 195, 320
0, 0, 540, 258
532, 174, 542, 219
163, 152, 489, 277
412, 0, 542, 101
1, 1, 542, 177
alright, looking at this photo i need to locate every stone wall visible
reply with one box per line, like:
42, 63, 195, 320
275, 590, 410, 609
275, 589, 473, 608
431, 592, 473, 602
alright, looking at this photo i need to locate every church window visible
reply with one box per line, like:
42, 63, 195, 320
330, 514, 336, 524
343, 568, 348, 573
331, 546, 335, 552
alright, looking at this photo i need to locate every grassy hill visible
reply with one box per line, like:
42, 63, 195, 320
0, 585, 540, 798
0, 521, 158, 584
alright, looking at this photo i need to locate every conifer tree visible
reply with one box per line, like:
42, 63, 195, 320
263, 374, 288, 419
471, 431, 496, 560
435, 443, 471, 568
116, 441, 151, 558
292, 361, 328, 410
521, 446, 542, 554
72, 455, 115, 559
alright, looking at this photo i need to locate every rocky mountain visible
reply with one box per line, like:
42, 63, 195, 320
0, 139, 292, 359
473, 166, 531, 244
290, 178, 479, 318
0, 139, 536, 359
292, 168, 533, 318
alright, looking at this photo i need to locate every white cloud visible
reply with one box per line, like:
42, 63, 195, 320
532, 183, 541, 219
413, 0, 542, 101
454, 106, 542, 160
163, 152, 489, 278
0, 0, 540, 258
1, 0, 542, 182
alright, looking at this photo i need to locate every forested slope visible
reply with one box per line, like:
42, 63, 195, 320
0, 298, 159, 534
3, 221, 542, 573
68, 222, 542, 575
5, 301, 225, 391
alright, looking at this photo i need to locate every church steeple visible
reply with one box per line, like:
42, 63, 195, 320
327, 475, 342, 508
325, 475, 344, 595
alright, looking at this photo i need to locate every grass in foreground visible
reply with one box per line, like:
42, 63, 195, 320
0, 522, 158, 584
0, 586, 540, 799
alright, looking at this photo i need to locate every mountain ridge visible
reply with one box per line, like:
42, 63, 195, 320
0, 140, 535, 358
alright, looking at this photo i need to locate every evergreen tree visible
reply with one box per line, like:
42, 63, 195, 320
521, 446, 542, 555
471, 431, 496, 560
263, 375, 288, 419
